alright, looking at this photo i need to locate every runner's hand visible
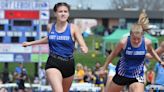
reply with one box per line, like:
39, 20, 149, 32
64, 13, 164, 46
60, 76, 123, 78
22, 42, 31, 47
80, 46, 88, 53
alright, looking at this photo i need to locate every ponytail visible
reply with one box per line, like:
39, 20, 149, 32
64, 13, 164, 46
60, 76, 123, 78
138, 9, 150, 32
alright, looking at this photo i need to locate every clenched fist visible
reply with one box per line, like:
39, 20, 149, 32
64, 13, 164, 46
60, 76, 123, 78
22, 42, 31, 47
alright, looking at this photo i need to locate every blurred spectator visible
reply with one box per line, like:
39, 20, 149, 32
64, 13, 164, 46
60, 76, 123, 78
39, 66, 46, 85
93, 62, 107, 92
74, 63, 85, 83
2, 69, 9, 83
92, 25, 105, 36
14, 63, 27, 92
33, 76, 39, 84
104, 28, 112, 36
0, 79, 7, 92
146, 68, 155, 85
94, 70, 107, 92
8, 72, 14, 83
95, 42, 100, 53
82, 26, 93, 37
83, 66, 95, 83
94, 62, 101, 72
154, 53, 164, 85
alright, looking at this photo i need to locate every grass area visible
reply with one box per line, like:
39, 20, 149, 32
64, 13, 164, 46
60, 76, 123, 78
74, 50, 119, 68
0, 62, 35, 78
0, 35, 163, 78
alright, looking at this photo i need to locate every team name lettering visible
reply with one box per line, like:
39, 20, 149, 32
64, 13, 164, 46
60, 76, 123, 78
125, 50, 145, 55
49, 35, 70, 40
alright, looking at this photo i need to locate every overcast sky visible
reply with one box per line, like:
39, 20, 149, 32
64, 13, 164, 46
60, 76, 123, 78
48, 0, 112, 10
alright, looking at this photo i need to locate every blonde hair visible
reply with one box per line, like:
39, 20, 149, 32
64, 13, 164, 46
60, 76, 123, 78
76, 63, 83, 70
138, 9, 150, 31
131, 9, 150, 37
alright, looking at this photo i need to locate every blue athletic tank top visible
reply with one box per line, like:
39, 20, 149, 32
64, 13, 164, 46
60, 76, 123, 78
116, 36, 147, 78
48, 23, 75, 57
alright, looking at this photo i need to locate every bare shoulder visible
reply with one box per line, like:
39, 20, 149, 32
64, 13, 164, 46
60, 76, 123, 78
145, 38, 152, 45
70, 23, 79, 32
117, 37, 128, 49
120, 37, 128, 45
47, 23, 53, 32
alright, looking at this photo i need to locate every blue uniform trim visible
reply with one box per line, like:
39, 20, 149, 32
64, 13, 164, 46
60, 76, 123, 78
116, 36, 147, 78
48, 23, 75, 58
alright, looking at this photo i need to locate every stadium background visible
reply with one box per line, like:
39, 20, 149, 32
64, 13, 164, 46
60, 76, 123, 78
0, 0, 163, 85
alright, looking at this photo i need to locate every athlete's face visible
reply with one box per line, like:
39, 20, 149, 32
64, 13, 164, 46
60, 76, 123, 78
55, 6, 69, 22
131, 33, 142, 45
